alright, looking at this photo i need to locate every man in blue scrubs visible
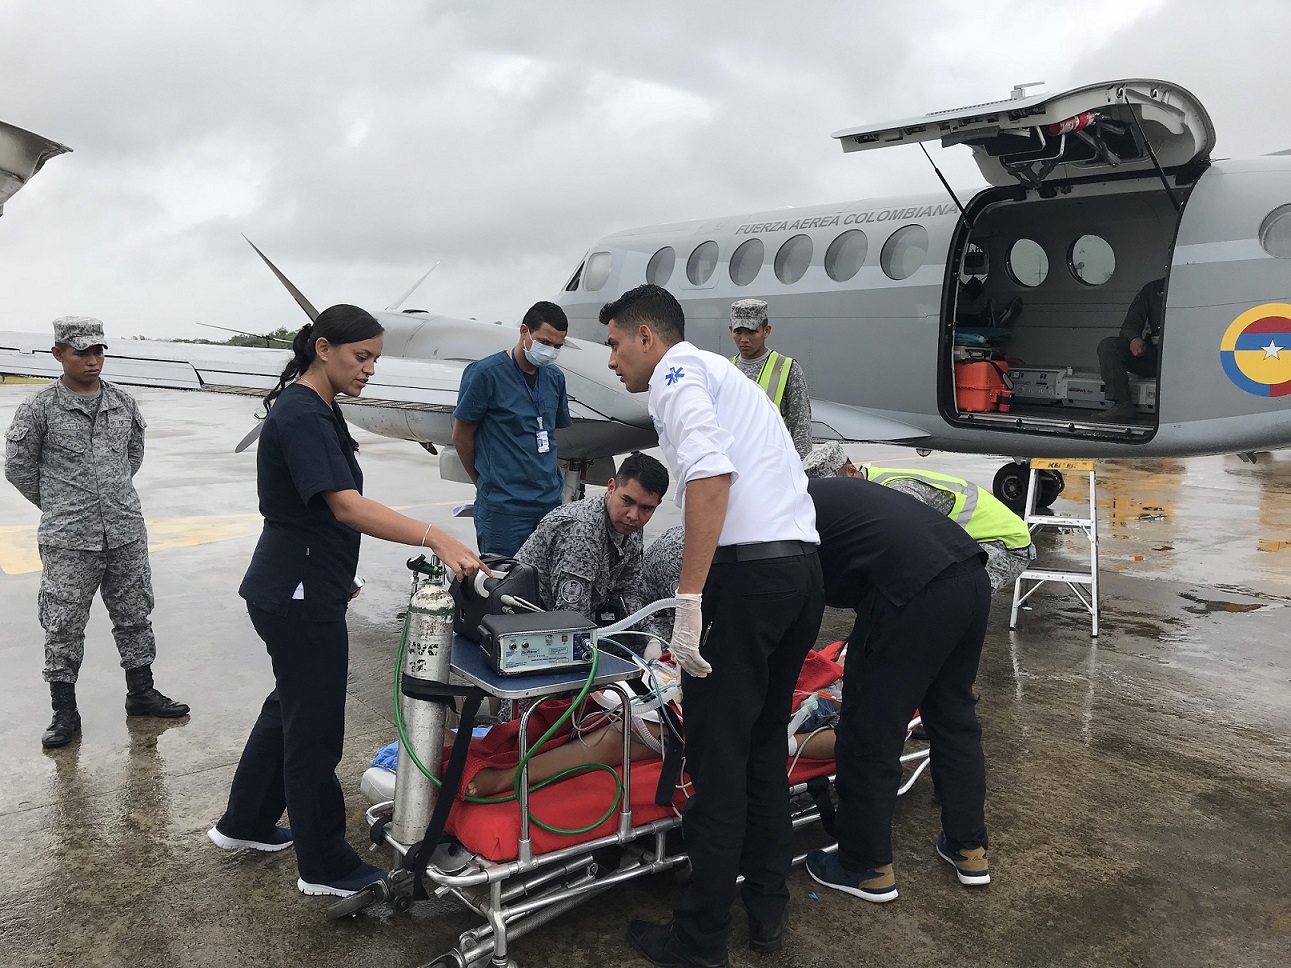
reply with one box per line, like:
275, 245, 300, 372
452, 301, 573, 556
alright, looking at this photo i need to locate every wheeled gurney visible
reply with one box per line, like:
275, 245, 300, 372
356, 635, 930, 968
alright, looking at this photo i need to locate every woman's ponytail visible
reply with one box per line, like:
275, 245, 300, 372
262, 323, 317, 413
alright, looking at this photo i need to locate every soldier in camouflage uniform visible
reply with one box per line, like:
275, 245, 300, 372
729, 298, 813, 458
4, 316, 189, 748
641, 525, 684, 642
802, 442, 1035, 592
515, 452, 669, 645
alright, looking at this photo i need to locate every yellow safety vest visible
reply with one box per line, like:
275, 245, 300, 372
864, 465, 1032, 550
732, 350, 794, 411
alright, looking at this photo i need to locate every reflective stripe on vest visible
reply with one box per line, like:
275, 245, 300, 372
731, 350, 794, 411
864, 466, 1032, 550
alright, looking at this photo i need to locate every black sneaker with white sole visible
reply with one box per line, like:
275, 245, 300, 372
207, 825, 294, 852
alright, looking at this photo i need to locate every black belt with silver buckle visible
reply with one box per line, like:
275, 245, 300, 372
711, 540, 815, 564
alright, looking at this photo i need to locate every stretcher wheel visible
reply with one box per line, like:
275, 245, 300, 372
392, 894, 413, 913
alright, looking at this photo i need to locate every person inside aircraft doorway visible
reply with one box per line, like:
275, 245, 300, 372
729, 298, 813, 458
452, 301, 573, 556
1097, 278, 1164, 423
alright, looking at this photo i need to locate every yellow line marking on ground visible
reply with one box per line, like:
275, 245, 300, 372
0, 502, 461, 575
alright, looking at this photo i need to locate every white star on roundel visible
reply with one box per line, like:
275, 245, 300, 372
1260, 339, 1283, 360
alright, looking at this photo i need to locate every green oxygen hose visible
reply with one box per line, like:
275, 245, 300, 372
392, 610, 625, 836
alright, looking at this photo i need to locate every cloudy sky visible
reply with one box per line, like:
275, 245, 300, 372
2, 0, 1289, 340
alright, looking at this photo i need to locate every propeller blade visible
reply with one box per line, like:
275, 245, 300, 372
243, 236, 320, 322
234, 421, 264, 453
386, 262, 440, 311
196, 322, 292, 344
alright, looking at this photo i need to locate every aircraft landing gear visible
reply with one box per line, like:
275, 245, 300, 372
993, 462, 1063, 513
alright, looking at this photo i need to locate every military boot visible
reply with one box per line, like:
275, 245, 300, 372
42, 682, 82, 748
125, 666, 190, 718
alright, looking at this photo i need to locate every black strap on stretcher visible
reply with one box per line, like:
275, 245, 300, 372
653, 702, 685, 807
397, 675, 488, 899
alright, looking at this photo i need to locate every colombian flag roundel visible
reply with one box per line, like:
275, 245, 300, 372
1220, 303, 1291, 397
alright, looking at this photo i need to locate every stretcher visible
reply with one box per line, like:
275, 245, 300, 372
355, 639, 931, 968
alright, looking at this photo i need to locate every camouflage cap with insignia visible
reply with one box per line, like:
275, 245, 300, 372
729, 298, 769, 330
802, 441, 849, 478
52, 316, 108, 351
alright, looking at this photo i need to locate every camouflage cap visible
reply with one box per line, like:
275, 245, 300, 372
52, 316, 108, 351
729, 298, 768, 330
802, 441, 849, 478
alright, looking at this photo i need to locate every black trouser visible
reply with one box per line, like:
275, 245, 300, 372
1097, 335, 1157, 405
672, 553, 825, 959
218, 603, 361, 883
833, 559, 991, 872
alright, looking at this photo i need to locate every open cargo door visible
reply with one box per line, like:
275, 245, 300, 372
832, 79, 1214, 191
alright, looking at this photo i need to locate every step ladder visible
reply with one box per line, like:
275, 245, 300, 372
1009, 458, 1100, 637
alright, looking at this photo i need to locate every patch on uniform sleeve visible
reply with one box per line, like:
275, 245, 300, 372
557, 577, 586, 608
664, 366, 685, 386
5, 425, 27, 441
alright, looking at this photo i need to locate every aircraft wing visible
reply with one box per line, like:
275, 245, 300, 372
810, 399, 930, 443
0, 331, 656, 460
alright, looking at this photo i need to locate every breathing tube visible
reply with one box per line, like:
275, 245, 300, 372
391, 596, 678, 837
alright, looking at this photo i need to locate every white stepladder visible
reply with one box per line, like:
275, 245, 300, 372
1009, 458, 1100, 637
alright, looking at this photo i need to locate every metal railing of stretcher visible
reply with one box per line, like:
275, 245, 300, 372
361, 679, 931, 968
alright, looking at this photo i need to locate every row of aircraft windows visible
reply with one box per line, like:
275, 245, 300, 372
579, 223, 933, 293
991, 234, 1119, 289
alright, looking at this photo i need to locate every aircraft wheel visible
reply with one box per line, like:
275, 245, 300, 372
993, 462, 1030, 514
1037, 470, 1064, 508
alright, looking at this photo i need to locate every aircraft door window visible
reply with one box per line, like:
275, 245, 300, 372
729, 239, 764, 286
1007, 239, 1050, 288
880, 224, 929, 281
824, 229, 868, 282
774, 234, 813, 284
1259, 204, 1291, 258
687, 241, 719, 285
646, 246, 676, 285
1069, 235, 1116, 286
583, 251, 613, 291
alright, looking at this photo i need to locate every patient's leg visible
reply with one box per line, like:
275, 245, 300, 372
794, 727, 836, 760
466, 721, 662, 798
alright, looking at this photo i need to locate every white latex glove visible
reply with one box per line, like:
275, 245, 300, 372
669, 593, 713, 678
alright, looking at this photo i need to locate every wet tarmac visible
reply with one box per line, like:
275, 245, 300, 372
0, 385, 1288, 968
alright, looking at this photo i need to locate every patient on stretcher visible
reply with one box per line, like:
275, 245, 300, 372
458, 644, 846, 798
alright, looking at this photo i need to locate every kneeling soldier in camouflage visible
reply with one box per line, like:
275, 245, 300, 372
4, 316, 189, 748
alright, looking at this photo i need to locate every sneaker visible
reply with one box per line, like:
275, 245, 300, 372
935, 831, 990, 886
297, 861, 387, 898
805, 849, 897, 903
1098, 401, 1137, 423
207, 825, 294, 852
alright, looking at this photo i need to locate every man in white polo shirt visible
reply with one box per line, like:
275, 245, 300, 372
601, 284, 824, 968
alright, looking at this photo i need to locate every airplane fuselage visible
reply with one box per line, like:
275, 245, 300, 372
554, 156, 1291, 459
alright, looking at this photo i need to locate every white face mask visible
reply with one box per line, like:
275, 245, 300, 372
524, 334, 561, 368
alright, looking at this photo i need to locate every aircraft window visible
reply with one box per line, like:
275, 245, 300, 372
564, 260, 584, 292
880, 224, 929, 281
1068, 234, 1116, 286
646, 246, 676, 285
1007, 238, 1049, 288
729, 239, 764, 286
1259, 204, 1291, 258
687, 240, 719, 285
824, 229, 868, 282
583, 251, 613, 291
774, 234, 813, 284
959, 242, 988, 283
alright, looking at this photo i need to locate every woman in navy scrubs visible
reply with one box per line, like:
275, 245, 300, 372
208, 304, 486, 898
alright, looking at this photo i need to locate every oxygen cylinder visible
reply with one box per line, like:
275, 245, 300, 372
392, 567, 455, 844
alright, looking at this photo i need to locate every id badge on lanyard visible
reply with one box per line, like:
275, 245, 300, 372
511, 351, 550, 454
